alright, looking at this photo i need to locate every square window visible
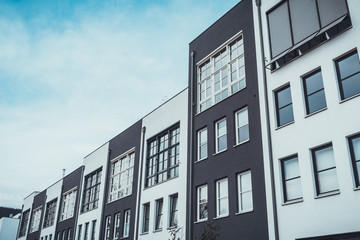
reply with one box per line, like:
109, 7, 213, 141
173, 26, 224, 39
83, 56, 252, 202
275, 85, 294, 127
348, 134, 360, 188
197, 185, 208, 221
197, 128, 208, 161
216, 178, 229, 217
237, 171, 253, 212
215, 118, 227, 153
235, 107, 249, 144
281, 156, 302, 202
303, 70, 327, 114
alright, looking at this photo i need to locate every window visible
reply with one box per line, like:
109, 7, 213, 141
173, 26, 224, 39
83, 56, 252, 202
77, 225, 82, 240
155, 199, 163, 230
123, 210, 130, 238
18, 209, 30, 237
303, 70, 327, 114
113, 213, 121, 239
82, 169, 102, 213
280, 156, 302, 202
197, 185, 208, 221
62, 230, 66, 240
104, 216, 111, 240
84, 222, 89, 240
43, 198, 57, 228
145, 124, 180, 188
275, 85, 294, 127
57, 232, 61, 240
197, 128, 208, 161
348, 134, 360, 188
237, 171, 253, 212
215, 118, 227, 153
90, 221, 96, 240
108, 151, 135, 202
142, 203, 150, 233
197, 34, 245, 113
169, 194, 178, 227
335, 50, 360, 100
67, 229, 72, 240
60, 188, 77, 221
235, 107, 249, 144
312, 144, 339, 195
216, 179, 229, 217
29, 207, 42, 233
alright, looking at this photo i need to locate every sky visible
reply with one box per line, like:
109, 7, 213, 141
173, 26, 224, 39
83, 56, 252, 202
0, 0, 240, 208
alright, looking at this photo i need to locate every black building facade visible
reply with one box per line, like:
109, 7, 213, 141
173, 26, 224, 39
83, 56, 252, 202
188, 0, 269, 239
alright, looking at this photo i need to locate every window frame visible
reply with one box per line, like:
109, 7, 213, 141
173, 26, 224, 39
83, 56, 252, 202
237, 171, 253, 213
274, 84, 294, 127
197, 128, 208, 161
280, 155, 303, 203
154, 198, 163, 231
197, 185, 208, 222
215, 118, 227, 153
60, 187, 77, 221
18, 209, 30, 237
104, 216, 111, 240
123, 210, 130, 238
348, 134, 360, 188
29, 206, 42, 233
235, 107, 249, 145
43, 198, 57, 228
113, 213, 121, 239
142, 203, 150, 234
81, 168, 102, 213
302, 69, 327, 115
169, 194, 178, 227
215, 178, 229, 218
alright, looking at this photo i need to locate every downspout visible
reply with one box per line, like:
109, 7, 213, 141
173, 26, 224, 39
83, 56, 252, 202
255, 1, 279, 240
188, 50, 195, 240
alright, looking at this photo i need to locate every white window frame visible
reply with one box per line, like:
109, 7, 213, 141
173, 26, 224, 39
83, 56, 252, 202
216, 178, 229, 217
215, 118, 227, 153
197, 128, 208, 161
123, 210, 130, 238
104, 216, 111, 240
237, 171, 253, 213
60, 187, 77, 221
197, 185, 208, 222
113, 213, 121, 239
235, 107, 249, 145
29, 206, 42, 233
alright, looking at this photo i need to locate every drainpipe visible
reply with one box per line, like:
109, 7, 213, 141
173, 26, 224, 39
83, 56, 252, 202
255, 1, 279, 240
188, 50, 195, 240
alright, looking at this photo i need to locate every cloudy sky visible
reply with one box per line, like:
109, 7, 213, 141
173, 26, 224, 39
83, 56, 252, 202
0, 0, 240, 208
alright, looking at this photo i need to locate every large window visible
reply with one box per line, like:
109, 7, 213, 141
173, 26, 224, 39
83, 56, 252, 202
335, 50, 360, 100
123, 210, 130, 238
312, 144, 339, 195
303, 70, 327, 114
104, 216, 111, 240
197, 34, 245, 113
169, 194, 178, 227
197, 128, 208, 161
281, 156, 302, 202
145, 124, 180, 188
29, 207, 42, 233
197, 185, 208, 221
60, 188, 77, 221
155, 199, 163, 231
349, 134, 360, 188
19, 209, 30, 237
235, 107, 249, 144
215, 118, 227, 153
113, 213, 121, 239
82, 168, 102, 213
142, 203, 150, 233
108, 151, 135, 202
43, 198, 57, 228
216, 178, 229, 217
275, 85, 294, 127
237, 171, 253, 213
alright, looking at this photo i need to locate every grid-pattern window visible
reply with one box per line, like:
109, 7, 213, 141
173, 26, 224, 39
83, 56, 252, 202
215, 118, 227, 153
312, 144, 339, 195
198, 34, 245, 113
60, 188, 77, 221
281, 156, 302, 202
197, 128, 208, 161
235, 107, 249, 144
123, 210, 130, 238
335, 50, 360, 100
275, 85, 294, 127
142, 203, 150, 233
82, 169, 102, 213
349, 134, 360, 188
169, 194, 178, 227
216, 178, 229, 217
303, 70, 327, 114
237, 171, 253, 212
104, 216, 111, 240
19, 209, 30, 237
43, 199, 57, 228
197, 185, 208, 221
108, 151, 135, 202
145, 124, 180, 188
90, 221, 96, 240
113, 213, 121, 239
29, 207, 42, 233
155, 199, 163, 230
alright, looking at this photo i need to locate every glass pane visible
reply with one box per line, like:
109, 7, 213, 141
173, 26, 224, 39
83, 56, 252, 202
218, 135, 227, 152
307, 90, 327, 114
199, 130, 207, 144
219, 198, 228, 215
200, 145, 207, 159
215, 93, 222, 103
337, 52, 360, 79
278, 104, 294, 126
241, 192, 253, 210
238, 125, 249, 143
341, 73, 360, 99
240, 173, 252, 192
315, 146, 335, 171
237, 109, 248, 126
277, 86, 292, 108
268, 1, 293, 57
356, 162, 360, 183
283, 157, 300, 180
304, 71, 324, 95
352, 137, 360, 160
318, 168, 339, 193
231, 82, 240, 94
317, 0, 348, 27
218, 180, 228, 197
217, 120, 226, 136
285, 178, 302, 201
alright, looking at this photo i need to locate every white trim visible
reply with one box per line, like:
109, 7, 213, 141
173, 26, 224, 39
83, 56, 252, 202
216, 178, 229, 217
196, 185, 208, 222
197, 128, 208, 161
237, 171, 253, 213
215, 118, 227, 153
235, 107, 249, 145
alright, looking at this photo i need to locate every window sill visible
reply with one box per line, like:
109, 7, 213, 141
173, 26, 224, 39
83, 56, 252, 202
236, 209, 253, 215
153, 229, 162, 233
314, 190, 340, 199
120, 236, 129, 239
213, 214, 229, 220
213, 149, 227, 156
281, 198, 303, 206
354, 187, 360, 191
233, 139, 250, 148
305, 107, 327, 118
340, 92, 360, 104
140, 232, 149, 236
194, 219, 208, 224
195, 158, 208, 164
275, 121, 295, 130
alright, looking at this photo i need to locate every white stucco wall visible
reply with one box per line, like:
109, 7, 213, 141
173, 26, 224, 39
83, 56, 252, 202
0, 217, 20, 240
257, 0, 360, 239
17, 191, 38, 240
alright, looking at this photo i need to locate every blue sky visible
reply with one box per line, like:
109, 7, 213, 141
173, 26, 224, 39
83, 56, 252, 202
0, 0, 240, 208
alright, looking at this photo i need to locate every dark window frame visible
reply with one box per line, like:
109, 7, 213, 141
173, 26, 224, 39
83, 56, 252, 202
280, 155, 302, 202
275, 84, 294, 127
155, 198, 163, 230
348, 134, 360, 188
43, 198, 58, 228
142, 203, 150, 233
81, 168, 102, 213
18, 209, 30, 237
302, 69, 327, 115
169, 194, 178, 227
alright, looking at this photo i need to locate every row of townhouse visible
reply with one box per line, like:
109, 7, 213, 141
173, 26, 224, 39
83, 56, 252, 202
16, 0, 360, 240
